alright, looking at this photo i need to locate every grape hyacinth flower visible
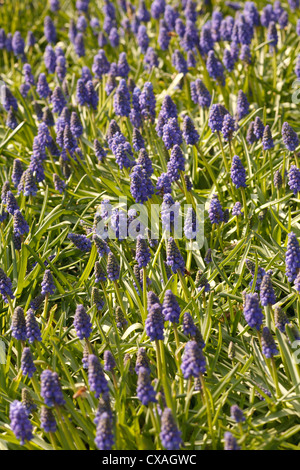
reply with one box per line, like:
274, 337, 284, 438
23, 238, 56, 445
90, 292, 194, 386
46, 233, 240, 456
288, 164, 300, 195
261, 327, 279, 358
161, 193, 180, 234
94, 261, 107, 283
103, 350, 116, 372
208, 104, 229, 133
40, 369, 65, 407
158, 20, 170, 50
285, 232, 300, 282
115, 306, 128, 330
243, 293, 263, 330
222, 113, 236, 142
231, 155, 247, 189
117, 52, 130, 77
262, 125, 274, 150
2, 86, 18, 112
191, 79, 211, 108
184, 207, 198, 240
139, 82, 156, 123
209, 194, 224, 225
166, 237, 185, 274
135, 236, 151, 268
41, 407, 57, 433
230, 404, 245, 423
224, 432, 240, 450
172, 50, 188, 75
92, 233, 110, 258
21, 389, 36, 415
132, 128, 145, 152
274, 168, 283, 189
162, 289, 181, 324
232, 201, 242, 216
92, 50, 110, 79
26, 308, 42, 343
30, 294, 45, 311
68, 230, 92, 250
95, 412, 114, 450
6, 190, 19, 214
145, 303, 164, 341
92, 287, 104, 311
107, 252, 120, 281
223, 49, 235, 72
167, 145, 185, 181
11, 307, 26, 341
6, 110, 18, 130
44, 45, 56, 74
13, 210, 29, 236
156, 95, 178, 135
135, 348, 151, 374
206, 50, 225, 86
260, 271, 276, 306
44, 16, 56, 43
86, 81, 99, 110
9, 401, 33, 446
181, 340, 206, 378
0, 267, 15, 303
240, 44, 252, 64
236, 90, 250, 120
282, 122, 299, 151
21, 347, 36, 378
151, 0, 165, 19
253, 117, 264, 140
136, 367, 157, 405
245, 259, 266, 291
267, 21, 278, 52
41, 270, 55, 296
147, 291, 161, 311
12, 31, 25, 56
73, 304, 92, 340
76, 78, 89, 106
144, 47, 159, 71
182, 312, 198, 337
274, 306, 289, 333
156, 173, 172, 195
70, 112, 83, 138
160, 408, 182, 450
53, 174, 66, 194
108, 27, 119, 48
130, 164, 154, 203
88, 354, 109, 398
137, 25, 149, 53
162, 118, 183, 150
94, 139, 107, 162
113, 79, 131, 117
51, 86, 66, 114
182, 115, 199, 146
204, 249, 212, 265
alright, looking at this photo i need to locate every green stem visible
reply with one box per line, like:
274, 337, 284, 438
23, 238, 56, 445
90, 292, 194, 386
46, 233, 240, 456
155, 339, 162, 381
142, 266, 148, 322
54, 406, 76, 450
42, 293, 49, 321
177, 270, 189, 302
200, 373, 215, 449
